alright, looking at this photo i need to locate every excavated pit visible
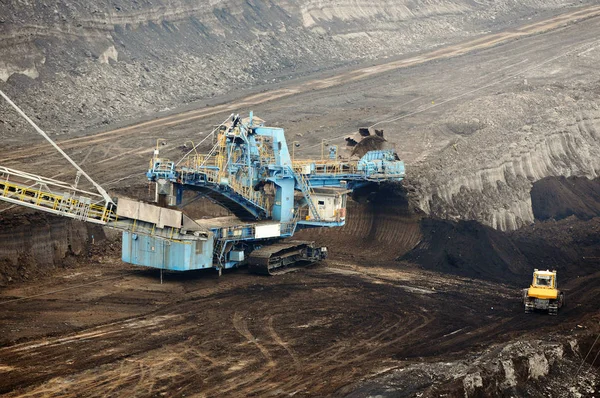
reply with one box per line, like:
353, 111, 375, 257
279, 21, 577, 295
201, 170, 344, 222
0, 173, 598, 396
0, 177, 599, 396
295, 183, 422, 261
401, 176, 600, 285
1, 1, 600, 396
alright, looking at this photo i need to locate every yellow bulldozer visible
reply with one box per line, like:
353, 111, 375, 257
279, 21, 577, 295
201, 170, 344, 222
522, 269, 564, 315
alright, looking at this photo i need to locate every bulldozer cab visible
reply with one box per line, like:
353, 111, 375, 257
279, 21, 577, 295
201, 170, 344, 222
531, 269, 556, 289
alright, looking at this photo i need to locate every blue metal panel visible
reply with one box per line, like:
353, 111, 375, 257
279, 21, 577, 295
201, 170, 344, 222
271, 178, 295, 222
146, 160, 176, 180
255, 126, 292, 168
297, 220, 345, 228
121, 231, 214, 271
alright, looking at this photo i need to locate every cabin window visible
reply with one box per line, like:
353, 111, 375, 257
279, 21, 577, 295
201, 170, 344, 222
536, 276, 551, 286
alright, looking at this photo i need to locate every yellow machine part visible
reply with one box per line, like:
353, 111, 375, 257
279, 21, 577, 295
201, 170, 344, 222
527, 287, 559, 300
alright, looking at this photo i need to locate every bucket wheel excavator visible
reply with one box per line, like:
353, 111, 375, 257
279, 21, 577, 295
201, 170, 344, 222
0, 91, 406, 276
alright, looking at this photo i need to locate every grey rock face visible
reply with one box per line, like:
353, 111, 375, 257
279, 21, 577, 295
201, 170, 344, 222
408, 87, 600, 230
1, 0, 596, 231
0, 0, 578, 136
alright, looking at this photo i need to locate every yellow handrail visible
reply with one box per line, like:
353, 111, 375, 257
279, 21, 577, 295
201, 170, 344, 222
0, 179, 116, 223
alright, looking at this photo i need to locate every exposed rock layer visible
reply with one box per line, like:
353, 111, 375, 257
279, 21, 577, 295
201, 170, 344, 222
0, 213, 104, 285
0, 0, 584, 138
346, 337, 599, 397
408, 86, 600, 230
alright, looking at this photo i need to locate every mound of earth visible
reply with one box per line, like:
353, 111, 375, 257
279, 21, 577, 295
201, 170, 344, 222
531, 176, 600, 221
399, 219, 530, 285
510, 216, 600, 282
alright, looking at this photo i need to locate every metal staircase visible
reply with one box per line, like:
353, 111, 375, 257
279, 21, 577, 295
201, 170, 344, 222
292, 168, 321, 222
213, 239, 225, 266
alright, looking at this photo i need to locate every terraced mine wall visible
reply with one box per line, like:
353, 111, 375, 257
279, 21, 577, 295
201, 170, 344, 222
298, 176, 600, 285
408, 86, 600, 231
0, 0, 585, 137
2, 0, 599, 231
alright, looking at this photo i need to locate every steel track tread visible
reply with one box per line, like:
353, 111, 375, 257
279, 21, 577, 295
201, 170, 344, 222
248, 240, 314, 276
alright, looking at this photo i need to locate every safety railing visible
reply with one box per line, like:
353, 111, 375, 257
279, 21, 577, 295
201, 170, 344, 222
214, 224, 256, 241
183, 154, 220, 169
280, 221, 297, 236
228, 175, 271, 214
294, 170, 321, 222
179, 164, 271, 215
0, 177, 115, 224
292, 159, 359, 176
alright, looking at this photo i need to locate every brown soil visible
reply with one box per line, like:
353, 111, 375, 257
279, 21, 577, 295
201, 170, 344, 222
0, 212, 107, 286
0, 257, 598, 397
1, 6, 600, 397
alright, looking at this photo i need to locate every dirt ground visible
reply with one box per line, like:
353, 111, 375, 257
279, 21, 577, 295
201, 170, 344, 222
0, 253, 598, 397
3, 4, 600, 231
1, 5, 600, 398
0, 178, 599, 396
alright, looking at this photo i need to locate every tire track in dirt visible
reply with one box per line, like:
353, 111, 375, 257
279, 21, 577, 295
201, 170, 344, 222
232, 311, 275, 367
222, 274, 436, 396
267, 316, 299, 366
1, 266, 596, 397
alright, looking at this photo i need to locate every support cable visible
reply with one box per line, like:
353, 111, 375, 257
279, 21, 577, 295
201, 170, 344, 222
0, 89, 114, 204
175, 114, 233, 166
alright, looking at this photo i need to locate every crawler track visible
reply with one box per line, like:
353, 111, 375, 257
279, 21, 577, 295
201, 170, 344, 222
247, 241, 325, 275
